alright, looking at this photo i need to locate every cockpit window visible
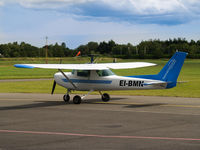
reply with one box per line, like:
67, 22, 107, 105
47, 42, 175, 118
96, 70, 115, 77
77, 70, 90, 77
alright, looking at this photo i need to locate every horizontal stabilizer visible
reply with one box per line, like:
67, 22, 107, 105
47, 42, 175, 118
144, 82, 167, 88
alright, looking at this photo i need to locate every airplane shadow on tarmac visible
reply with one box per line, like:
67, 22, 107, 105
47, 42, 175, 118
0, 97, 123, 111
0, 97, 166, 111
123, 103, 165, 108
87, 98, 166, 108
0, 101, 65, 111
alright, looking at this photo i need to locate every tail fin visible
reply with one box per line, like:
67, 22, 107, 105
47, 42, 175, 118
126, 52, 187, 88
157, 52, 187, 88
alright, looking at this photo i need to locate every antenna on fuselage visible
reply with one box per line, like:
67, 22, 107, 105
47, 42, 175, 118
75, 51, 99, 64
88, 54, 99, 63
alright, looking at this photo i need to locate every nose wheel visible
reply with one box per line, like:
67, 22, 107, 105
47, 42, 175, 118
63, 89, 83, 104
63, 94, 82, 104
63, 94, 70, 102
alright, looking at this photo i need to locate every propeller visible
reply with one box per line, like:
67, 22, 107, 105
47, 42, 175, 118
51, 80, 56, 95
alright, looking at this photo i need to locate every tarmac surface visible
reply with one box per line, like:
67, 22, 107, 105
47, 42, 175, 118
0, 93, 200, 150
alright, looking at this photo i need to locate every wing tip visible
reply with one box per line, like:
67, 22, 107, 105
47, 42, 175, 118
14, 64, 35, 69
150, 63, 157, 66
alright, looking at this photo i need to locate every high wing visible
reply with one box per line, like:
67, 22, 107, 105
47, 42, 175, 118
14, 62, 156, 70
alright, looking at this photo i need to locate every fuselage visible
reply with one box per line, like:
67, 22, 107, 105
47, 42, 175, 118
54, 69, 167, 91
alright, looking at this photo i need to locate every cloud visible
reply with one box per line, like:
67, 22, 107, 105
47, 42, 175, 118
0, 1, 4, 6
2, 0, 200, 25
6, 0, 199, 13
4, 0, 96, 9
67, 1, 192, 25
102, 0, 185, 14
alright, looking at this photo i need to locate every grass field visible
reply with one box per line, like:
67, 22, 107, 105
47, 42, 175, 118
0, 57, 199, 97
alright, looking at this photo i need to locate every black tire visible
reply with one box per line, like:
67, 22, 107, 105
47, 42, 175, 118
73, 95, 82, 104
63, 94, 70, 102
102, 93, 110, 102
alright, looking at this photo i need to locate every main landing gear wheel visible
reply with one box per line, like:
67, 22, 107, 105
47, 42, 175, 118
63, 94, 70, 103
73, 95, 82, 104
102, 93, 110, 102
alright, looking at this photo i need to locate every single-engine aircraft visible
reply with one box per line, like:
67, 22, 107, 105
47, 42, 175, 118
14, 52, 187, 104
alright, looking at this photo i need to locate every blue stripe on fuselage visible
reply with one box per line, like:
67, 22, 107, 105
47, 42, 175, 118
125, 75, 160, 80
62, 79, 112, 84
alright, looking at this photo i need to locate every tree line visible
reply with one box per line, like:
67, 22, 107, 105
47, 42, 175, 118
0, 38, 200, 59
0, 42, 74, 58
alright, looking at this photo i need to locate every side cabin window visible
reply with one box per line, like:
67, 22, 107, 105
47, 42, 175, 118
77, 70, 90, 77
96, 70, 115, 77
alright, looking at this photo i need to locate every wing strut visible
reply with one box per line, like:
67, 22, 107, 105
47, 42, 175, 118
58, 69, 77, 89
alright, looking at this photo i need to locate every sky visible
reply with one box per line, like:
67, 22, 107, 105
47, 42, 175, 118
0, 0, 200, 49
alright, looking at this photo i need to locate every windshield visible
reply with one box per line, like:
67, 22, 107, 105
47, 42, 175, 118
96, 70, 115, 77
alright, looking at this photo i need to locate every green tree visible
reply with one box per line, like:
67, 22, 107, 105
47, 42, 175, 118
87, 42, 98, 54
0, 44, 11, 57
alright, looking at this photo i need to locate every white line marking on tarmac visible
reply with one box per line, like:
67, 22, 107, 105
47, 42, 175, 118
0, 129, 200, 141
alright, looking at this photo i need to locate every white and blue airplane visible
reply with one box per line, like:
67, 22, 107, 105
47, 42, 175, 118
14, 52, 187, 104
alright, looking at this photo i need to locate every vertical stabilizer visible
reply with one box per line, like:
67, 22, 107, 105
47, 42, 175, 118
158, 52, 187, 88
